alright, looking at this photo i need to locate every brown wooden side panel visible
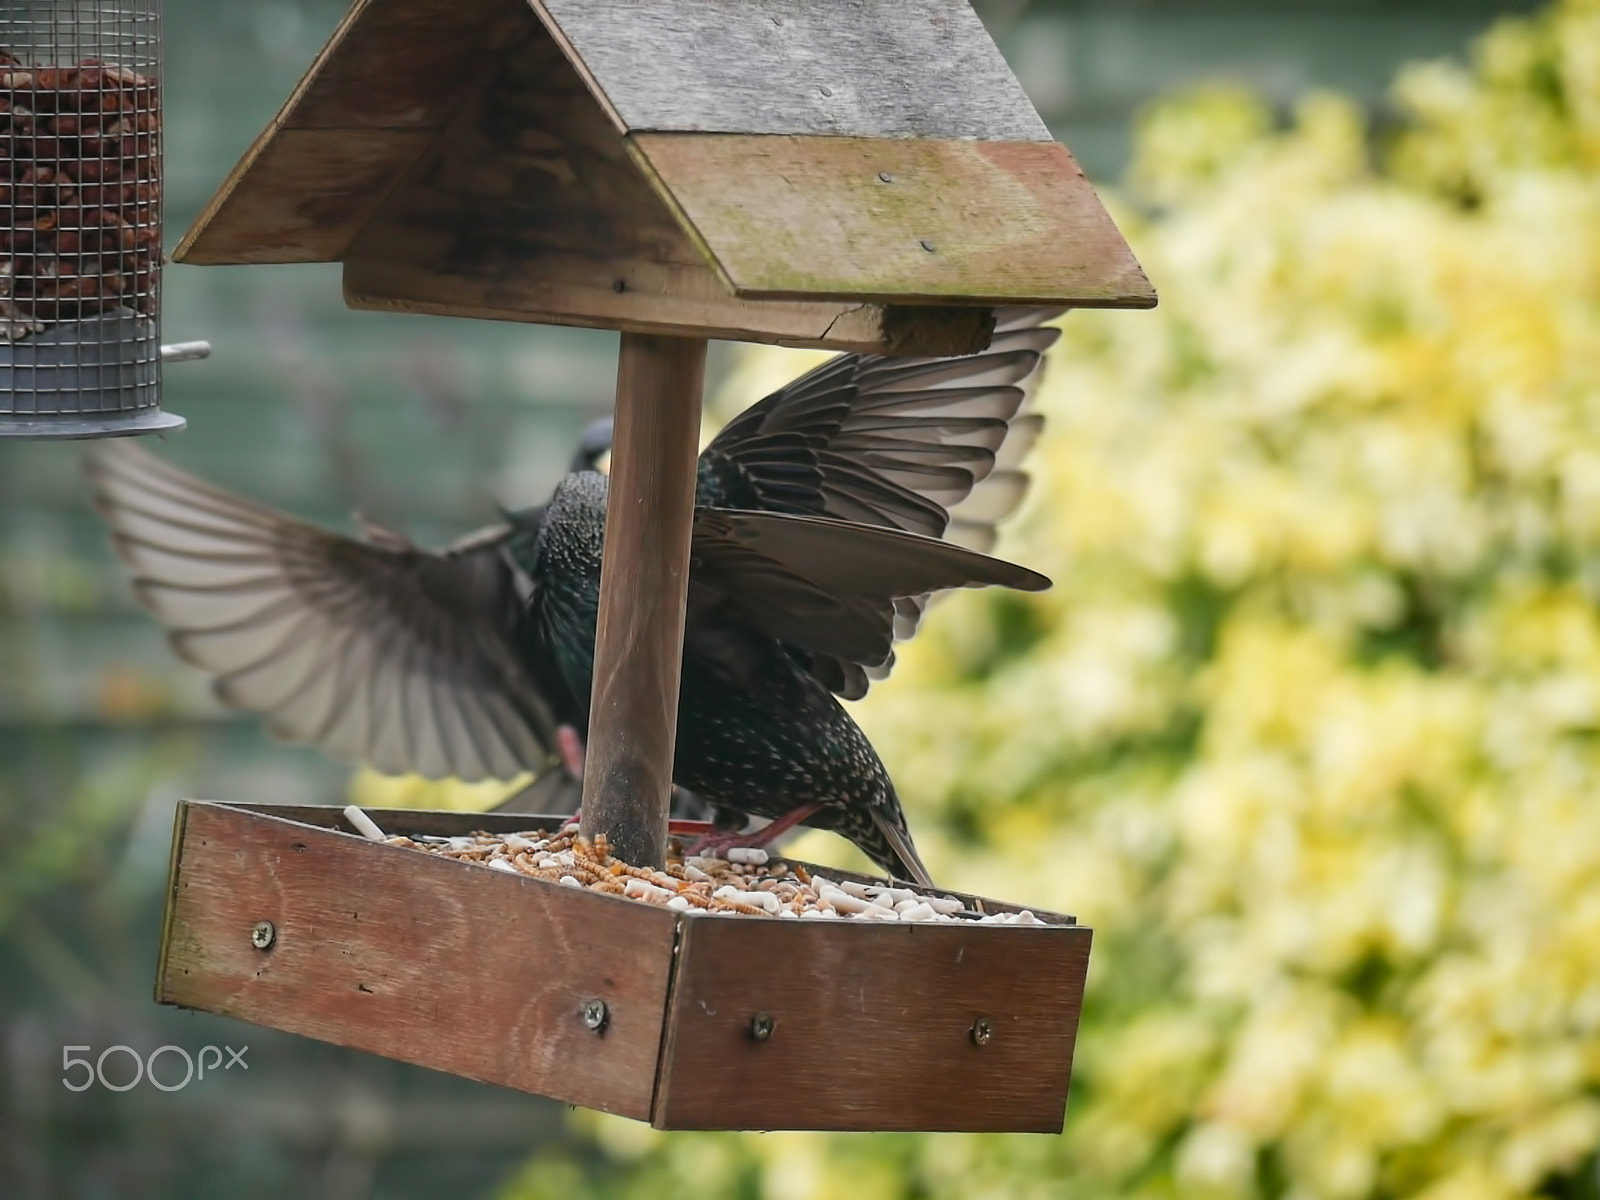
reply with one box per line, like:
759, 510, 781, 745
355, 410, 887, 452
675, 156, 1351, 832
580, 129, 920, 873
654, 917, 1092, 1132
630, 133, 1158, 308
174, 0, 526, 264
340, 24, 993, 356
343, 255, 994, 355
222, 803, 578, 838
177, 130, 438, 264
345, 23, 711, 303
217, 805, 1078, 924
158, 801, 675, 1120
284, 0, 525, 130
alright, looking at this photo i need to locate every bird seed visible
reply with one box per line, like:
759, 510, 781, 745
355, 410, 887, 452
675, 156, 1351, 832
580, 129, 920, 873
344, 805, 1043, 924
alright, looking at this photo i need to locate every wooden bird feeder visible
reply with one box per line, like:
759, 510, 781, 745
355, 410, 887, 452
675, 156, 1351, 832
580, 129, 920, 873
160, 801, 1092, 1131
155, 0, 1152, 1133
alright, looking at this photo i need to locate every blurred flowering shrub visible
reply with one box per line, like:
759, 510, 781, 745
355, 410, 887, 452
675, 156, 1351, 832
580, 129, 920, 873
503, 2, 1600, 1197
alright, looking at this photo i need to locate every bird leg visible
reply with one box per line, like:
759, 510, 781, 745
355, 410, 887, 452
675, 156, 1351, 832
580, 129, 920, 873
557, 724, 586, 775
687, 802, 823, 860
555, 725, 718, 838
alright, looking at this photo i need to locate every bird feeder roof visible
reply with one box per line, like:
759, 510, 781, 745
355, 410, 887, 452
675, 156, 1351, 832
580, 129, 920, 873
175, 0, 1155, 354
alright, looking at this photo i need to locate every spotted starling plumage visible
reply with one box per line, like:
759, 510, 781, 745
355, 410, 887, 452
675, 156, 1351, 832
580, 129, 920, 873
86, 309, 1063, 883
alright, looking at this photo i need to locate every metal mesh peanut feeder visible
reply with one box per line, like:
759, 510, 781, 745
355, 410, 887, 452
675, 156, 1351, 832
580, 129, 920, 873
0, 0, 182, 439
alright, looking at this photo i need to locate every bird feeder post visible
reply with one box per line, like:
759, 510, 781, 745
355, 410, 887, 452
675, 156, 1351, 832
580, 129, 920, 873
579, 332, 706, 869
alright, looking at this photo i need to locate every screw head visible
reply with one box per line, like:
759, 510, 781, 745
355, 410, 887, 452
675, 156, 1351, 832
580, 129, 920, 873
919, 239, 937, 253
250, 921, 275, 951
970, 1016, 994, 1047
878, 171, 895, 184
582, 998, 609, 1032
749, 1012, 775, 1042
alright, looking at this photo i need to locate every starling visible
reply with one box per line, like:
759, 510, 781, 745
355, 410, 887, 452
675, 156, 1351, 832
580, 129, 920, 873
86, 309, 1062, 883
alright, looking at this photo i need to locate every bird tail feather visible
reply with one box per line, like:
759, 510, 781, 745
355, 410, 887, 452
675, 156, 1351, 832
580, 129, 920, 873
870, 808, 935, 889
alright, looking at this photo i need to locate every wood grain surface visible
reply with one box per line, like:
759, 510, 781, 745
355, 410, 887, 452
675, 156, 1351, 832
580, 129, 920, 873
224, 804, 581, 839
577, 334, 706, 868
342, 257, 995, 355
176, 0, 1150, 345
631, 132, 1157, 306
177, 0, 995, 352
175, 0, 523, 265
532, 0, 1051, 142
218, 805, 1080, 923
158, 800, 675, 1120
341, 23, 997, 354
159, 803, 1091, 1131
653, 913, 1092, 1131
178, 129, 436, 265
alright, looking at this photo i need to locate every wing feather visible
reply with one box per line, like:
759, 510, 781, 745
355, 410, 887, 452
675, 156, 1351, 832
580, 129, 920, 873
697, 309, 1063, 696
690, 508, 1050, 674
86, 444, 558, 782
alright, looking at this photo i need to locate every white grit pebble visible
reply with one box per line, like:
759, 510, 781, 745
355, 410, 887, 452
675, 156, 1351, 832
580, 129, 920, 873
341, 805, 389, 842
399, 823, 1019, 924
818, 885, 873, 914
624, 878, 674, 903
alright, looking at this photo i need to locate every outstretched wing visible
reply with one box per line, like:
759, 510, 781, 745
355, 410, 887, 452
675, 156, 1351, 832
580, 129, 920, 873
688, 507, 1050, 675
86, 444, 559, 782
700, 307, 1064, 696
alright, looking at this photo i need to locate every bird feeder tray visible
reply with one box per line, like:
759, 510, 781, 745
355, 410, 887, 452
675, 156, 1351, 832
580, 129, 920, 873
156, 799, 1093, 1133
171, 0, 1154, 356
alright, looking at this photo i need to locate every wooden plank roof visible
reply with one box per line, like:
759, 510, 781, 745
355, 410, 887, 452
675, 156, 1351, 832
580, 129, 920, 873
174, 0, 1154, 352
